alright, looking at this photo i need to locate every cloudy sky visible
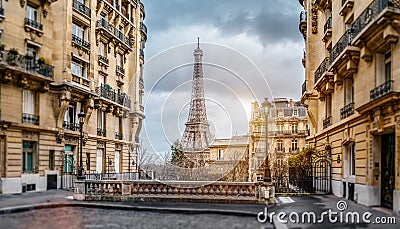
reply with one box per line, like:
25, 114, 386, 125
139, 0, 305, 155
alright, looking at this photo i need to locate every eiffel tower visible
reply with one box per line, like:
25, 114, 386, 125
181, 38, 213, 166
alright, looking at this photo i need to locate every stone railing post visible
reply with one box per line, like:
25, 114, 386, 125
74, 180, 86, 200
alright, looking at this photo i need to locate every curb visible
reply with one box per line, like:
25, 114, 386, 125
0, 201, 260, 218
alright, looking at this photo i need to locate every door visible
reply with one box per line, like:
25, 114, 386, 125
381, 133, 395, 208
0, 136, 5, 177
96, 149, 103, 173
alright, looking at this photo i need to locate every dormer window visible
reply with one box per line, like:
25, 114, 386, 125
293, 109, 298, 116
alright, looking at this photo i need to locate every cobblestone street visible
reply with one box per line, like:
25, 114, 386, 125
0, 207, 270, 229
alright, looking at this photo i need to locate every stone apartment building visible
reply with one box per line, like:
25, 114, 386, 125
0, 0, 146, 194
208, 135, 249, 182
299, 0, 400, 211
248, 98, 309, 182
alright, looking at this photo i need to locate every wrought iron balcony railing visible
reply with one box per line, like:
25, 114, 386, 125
140, 22, 147, 34
302, 80, 307, 95
116, 65, 125, 76
351, 0, 400, 39
22, 113, 39, 125
0, 49, 54, 79
300, 11, 306, 22
63, 121, 79, 131
340, 102, 355, 119
115, 132, 123, 140
370, 80, 394, 101
72, 34, 90, 50
96, 18, 132, 49
98, 55, 109, 65
324, 16, 332, 34
25, 18, 43, 30
97, 128, 106, 137
323, 116, 332, 129
140, 49, 144, 59
330, 29, 354, 65
96, 84, 131, 108
73, 0, 91, 18
314, 57, 329, 84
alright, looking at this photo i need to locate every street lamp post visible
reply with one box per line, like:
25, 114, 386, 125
77, 111, 86, 180
262, 98, 272, 182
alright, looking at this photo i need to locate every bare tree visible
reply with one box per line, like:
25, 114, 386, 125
136, 140, 156, 172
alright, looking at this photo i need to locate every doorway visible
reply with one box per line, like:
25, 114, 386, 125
381, 133, 395, 208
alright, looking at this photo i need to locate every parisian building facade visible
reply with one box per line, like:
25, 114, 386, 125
0, 0, 146, 194
248, 98, 309, 182
299, 0, 400, 211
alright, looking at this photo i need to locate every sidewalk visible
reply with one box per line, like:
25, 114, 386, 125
270, 195, 400, 228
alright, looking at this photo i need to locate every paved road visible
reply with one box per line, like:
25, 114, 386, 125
0, 207, 270, 229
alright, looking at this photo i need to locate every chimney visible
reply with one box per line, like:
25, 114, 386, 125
289, 99, 294, 108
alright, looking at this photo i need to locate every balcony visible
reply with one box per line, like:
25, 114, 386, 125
329, 29, 359, 83
96, 18, 132, 50
302, 80, 307, 95
0, 7, 4, 21
0, 49, 54, 80
73, 0, 91, 18
314, 57, 328, 84
140, 49, 144, 60
351, 0, 400, 61
97, 128, 106, 137
340, 103, 355, 119
72, 74, 90, 87
357, 80, 400, 115
115, 132, 123, 140
323, 17, 332, 42
313, 0, 331, 10
25, 18, 43, 31
98, 55, 109, 66
96, 84, 131, 108
116, 65, 125, 77
140, 22, 147, 38
299, 11, 307, 40
323, 116, 332, 129
370, 80, 393, 101
72, 34, 90, 50
340, 0, 354, 16
63, 121, 79, 131
22, 113, 39, 125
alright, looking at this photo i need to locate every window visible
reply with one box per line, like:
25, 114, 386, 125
291, 140, 298, 152
348, 143, 356, 176
116, 53, 123, 67
376, 51, 392, 86
114, 150, 120, 173
293, 109, 298, 116
291, 123, 298, 134
344, 78, 354, 105
218, 149, 224, 160
325, 94, 332, 118
277, 140, 283, 151
22, 141, 37, 173
99, 42, 105, 56
49, 150, 55, 170
72, 23, 86, 40
71, 58, 87, 78
96, 148, 103, 173
25, 43, 39, 60
278, 110, 283, 117
63, 145, 74, 173
278, 124, 283, 134
64, 102, 81, 131
26, 5, 39, 23
22, 89, 38, 125
384, 52, 391, 82
85, 152, 90, 171
97, 110, 106, 136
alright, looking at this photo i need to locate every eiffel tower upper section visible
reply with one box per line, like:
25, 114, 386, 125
181, 39, 212, 154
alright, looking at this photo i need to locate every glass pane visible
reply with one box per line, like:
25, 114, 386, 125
385, 62, 391, 82
27, 152, 33, 171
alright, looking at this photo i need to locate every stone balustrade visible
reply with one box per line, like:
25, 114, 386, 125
74, 180, 275, 204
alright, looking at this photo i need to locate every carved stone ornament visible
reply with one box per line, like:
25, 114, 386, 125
22, 131, 39, 141
311, 3, 318, 34
97, 141, 105, 148
20, 0, 26, 7
65, 136, 79, 145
